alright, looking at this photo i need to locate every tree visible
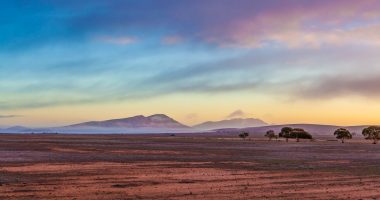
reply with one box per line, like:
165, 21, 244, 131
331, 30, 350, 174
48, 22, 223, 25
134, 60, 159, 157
362, 126, 380, 144
290, 128, 312, 142
265, 130, 277, 141
333, 128, 352, 143
239, 132, 249, 140
279, 127, 293, 142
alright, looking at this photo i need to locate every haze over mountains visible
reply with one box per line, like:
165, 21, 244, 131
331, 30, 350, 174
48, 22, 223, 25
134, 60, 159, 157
0, 114, 374, 136
1, 126, 42, 133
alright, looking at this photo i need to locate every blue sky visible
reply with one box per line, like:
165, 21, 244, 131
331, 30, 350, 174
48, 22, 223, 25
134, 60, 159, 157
2, 0, 380, 127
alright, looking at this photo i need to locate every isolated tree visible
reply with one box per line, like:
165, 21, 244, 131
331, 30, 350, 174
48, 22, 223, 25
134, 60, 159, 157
239, 132, 249, 140
362, 126, 380, 144
290, 128, 312, 142
279, 127, 293, 142
265, 130, 277, 141
333, 128, 352, 143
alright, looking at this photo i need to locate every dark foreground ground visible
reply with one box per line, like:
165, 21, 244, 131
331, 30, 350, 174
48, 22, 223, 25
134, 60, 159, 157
1, 134, 380, 200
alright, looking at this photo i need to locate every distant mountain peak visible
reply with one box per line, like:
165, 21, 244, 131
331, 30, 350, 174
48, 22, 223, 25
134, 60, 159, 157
67, 114, 189, 129
148, 114, 168, 117
193, 117, 268, 130
7, 125, 27, 129
148, 114, 172, 120
5, 126, 30, 131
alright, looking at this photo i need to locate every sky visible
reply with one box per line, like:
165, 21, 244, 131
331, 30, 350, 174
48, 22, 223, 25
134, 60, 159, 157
1, 0, 380, 127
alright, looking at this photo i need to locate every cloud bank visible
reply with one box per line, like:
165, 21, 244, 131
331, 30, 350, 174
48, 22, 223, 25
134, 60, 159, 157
2, 0, 380, 112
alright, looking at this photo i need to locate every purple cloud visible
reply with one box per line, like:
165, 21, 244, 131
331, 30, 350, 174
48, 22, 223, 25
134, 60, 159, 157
0, 115, 22, 119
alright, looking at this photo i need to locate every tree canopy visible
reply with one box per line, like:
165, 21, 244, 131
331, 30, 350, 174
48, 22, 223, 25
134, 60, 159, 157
265, 130, 277, 141
279, 127, 293, 142
362, 126, 380, 144
290, 128, 312, 141
333, 128, 352, 143
279, 127, 293, 138
279, 127, 312, 142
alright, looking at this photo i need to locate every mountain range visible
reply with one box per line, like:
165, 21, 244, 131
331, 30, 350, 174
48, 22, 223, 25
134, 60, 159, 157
0, 114, 374, 136
0, 114, 271, 133
1, 126, 51, 134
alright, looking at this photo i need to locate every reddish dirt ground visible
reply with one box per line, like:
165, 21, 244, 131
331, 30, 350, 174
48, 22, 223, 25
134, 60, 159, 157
1, 134, 380, 199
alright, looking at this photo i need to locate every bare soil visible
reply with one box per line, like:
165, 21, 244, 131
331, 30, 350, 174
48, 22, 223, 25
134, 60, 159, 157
1, 134, 380, 199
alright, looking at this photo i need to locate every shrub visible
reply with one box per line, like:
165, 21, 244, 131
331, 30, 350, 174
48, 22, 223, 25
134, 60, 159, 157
239, 132, 249, 140
265, 130, 277, 141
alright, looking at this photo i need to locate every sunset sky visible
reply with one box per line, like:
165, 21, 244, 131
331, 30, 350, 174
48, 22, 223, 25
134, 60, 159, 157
1, 0, 380, 127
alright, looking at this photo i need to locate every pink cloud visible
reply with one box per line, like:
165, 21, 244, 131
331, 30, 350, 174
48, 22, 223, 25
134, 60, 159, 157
185, 113, 198, 120
202, 0, 380, 49
161, 35, 183, 45
97, 36, 138, 45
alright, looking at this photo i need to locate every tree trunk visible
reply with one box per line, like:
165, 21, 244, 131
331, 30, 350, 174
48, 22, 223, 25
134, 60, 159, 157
341, 139, 344, 143
286, 138, 288, 142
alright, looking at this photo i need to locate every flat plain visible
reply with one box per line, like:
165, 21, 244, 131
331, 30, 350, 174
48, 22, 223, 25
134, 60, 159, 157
1, 134, 380, 200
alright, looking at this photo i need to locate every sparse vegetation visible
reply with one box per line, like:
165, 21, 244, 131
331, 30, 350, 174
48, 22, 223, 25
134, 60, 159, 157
265, 130, 277, 141
362, 126, 380, 144
239, 132, 249, 140
3, 133, 380, 199
334, 128, 352, 143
